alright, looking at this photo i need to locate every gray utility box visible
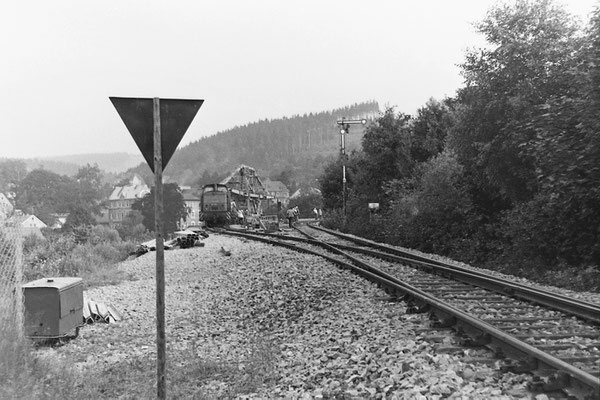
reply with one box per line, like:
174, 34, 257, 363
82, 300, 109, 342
22, 277, 83, 338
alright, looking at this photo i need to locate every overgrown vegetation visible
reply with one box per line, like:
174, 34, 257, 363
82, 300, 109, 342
22, 225, 146, 289
321, 0, 600, 292
0, 324, 277, 399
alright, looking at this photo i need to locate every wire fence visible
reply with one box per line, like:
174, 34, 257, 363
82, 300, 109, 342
0, 220, 23, 339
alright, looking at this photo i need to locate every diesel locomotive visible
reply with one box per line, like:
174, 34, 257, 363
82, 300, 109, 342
199, 183, 231, 227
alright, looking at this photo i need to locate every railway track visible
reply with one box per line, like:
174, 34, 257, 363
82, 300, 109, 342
217, 224, 600, 399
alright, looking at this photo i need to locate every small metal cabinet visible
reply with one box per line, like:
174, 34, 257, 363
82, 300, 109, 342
22, 277, 83, 338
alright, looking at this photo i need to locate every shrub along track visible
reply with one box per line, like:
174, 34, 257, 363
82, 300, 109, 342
219, 224, 600, 400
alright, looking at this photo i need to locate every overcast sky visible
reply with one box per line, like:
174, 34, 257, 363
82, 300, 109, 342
1, 0, 597, 159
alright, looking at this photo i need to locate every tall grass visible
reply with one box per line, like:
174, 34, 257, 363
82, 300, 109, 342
22, 225, 144, 289
0, 320, 278, 399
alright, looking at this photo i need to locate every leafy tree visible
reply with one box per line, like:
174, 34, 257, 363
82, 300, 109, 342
449, 0, 582, 206
383, 151, 476, 255
16, 169, 76, 224
15, 166, 109, 226
500, 6, 600, 268
132, 183, 187, 235
359, 107, 413, 195
73, 164, 109, 215
0, 159, 27, 193
410, 98, 455, 163
319, 158, 344, 210
318, 153, 363, 211
116, 210, 149, 242
62, 205, 96, 232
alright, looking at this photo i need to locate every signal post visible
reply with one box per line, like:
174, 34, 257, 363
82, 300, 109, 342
336, 118, 367, 216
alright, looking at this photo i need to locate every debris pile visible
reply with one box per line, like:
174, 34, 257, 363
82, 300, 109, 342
83, 298, 122, 324
174, 232, 201, 249
133, 228, 209, 256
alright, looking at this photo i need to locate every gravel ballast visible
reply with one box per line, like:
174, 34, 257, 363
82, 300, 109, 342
45, 234, 548, 399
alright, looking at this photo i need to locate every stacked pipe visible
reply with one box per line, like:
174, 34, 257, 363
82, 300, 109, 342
176, 233, 199, 249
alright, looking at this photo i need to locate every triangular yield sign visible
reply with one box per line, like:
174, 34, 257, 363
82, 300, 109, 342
109, 97, 204, 172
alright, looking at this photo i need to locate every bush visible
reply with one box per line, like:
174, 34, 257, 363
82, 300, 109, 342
494, 192, 600, 272
321, 208, 344, 230
116, 210, 150, 243
88, 225, 122, 245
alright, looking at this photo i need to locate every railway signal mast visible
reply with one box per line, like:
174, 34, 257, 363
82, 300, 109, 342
336, 118, 367, 216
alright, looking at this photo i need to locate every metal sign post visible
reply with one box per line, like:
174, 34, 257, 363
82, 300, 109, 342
336, 118, 367, 216
109, 96, 203, 400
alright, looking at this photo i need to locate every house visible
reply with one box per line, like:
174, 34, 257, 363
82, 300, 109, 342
0, 193, 14, 219
20, 214, 47, 229
262, 179, 290, 206
5, 213, 47, 238
107, 174, 150, 227
180, 188, 201, 228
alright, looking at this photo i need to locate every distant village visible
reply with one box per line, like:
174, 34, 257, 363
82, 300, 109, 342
0, 164, 320, 236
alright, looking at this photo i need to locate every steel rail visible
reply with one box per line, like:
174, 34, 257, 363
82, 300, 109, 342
219, 227, 600, 398
306, 224, 600, 325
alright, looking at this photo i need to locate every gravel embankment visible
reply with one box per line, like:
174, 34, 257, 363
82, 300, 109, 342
46, 234, 542, 399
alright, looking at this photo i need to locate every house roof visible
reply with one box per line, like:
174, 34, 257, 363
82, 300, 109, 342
108, 174, 150, 201
0, 192, 13, 208
109, 183, 150, 201
263, 180, 289, 193
11, 214, 47, 228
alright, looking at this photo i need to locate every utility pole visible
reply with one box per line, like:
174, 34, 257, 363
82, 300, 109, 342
336, 118, 367, 216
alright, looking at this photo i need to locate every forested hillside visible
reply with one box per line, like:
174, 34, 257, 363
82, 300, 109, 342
137, 101, 380, 187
